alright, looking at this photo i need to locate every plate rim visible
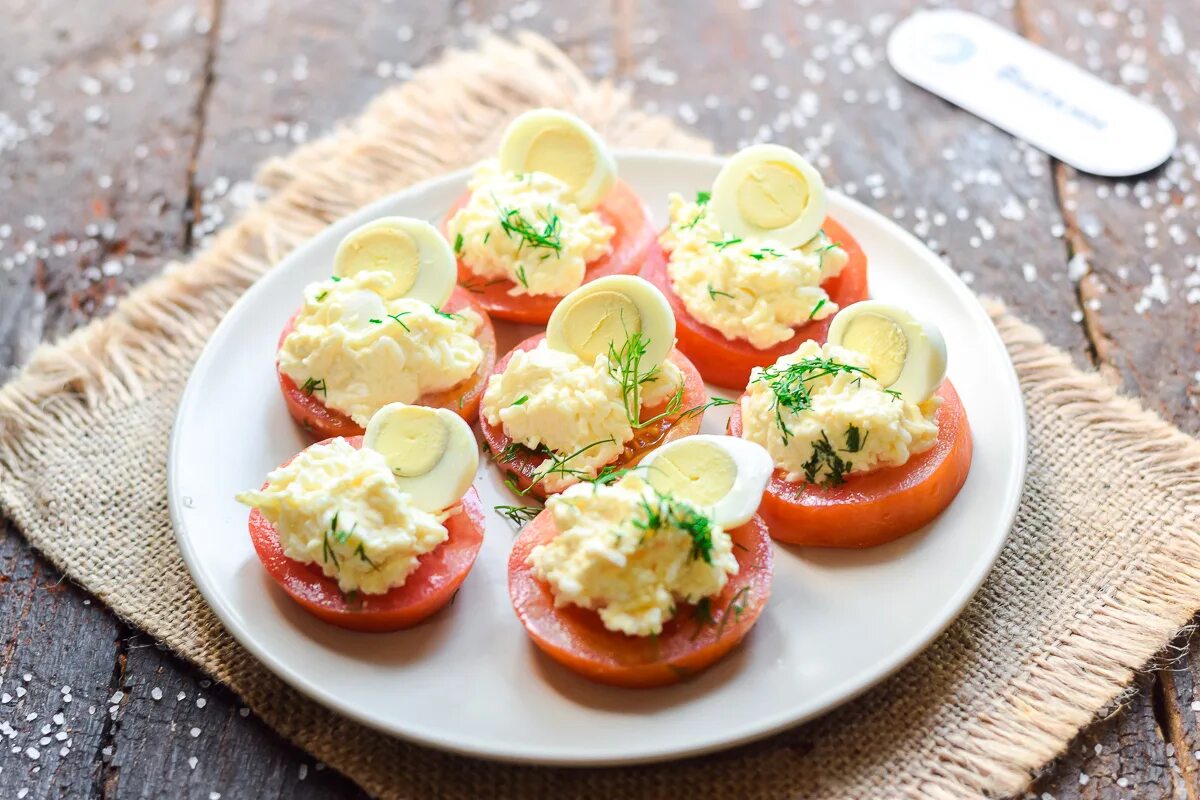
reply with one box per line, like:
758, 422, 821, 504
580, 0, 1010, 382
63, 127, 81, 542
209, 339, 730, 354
168, 148, 1027, 766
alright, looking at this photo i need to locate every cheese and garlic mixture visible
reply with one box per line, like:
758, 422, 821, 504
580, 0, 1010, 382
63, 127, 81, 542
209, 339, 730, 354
529, 473, 738, 636
740, 340, 940, 484
659, 193, 848, 349
446, 160, 615, 297
236, 438, 449, 595
480, 341, 681, 492
278, 270, 483, 426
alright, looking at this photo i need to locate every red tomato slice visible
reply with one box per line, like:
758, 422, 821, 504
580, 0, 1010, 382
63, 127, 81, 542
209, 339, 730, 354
445, 180, 654, 324
508, 509, 773, 687
277, 287, 496, 440
247, 436, 486, 632
479, 333, 709, 501
642, 216, 869, 390
727, 380, 972, 548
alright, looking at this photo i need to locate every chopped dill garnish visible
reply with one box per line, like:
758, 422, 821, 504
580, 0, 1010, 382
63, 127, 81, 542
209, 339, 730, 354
844, 424, 867, 453
707, 285, 734, 301
885, 388, 903, 401
495, 198, 563, 256
708, 237, 742, 250
691, 585, 753, 640
753, 357, 875, 445
369, 318, 382, 324
458, 277, 504, 294
515, 264, 529, 288
494, 504, 541, 528
314, 290, 328, 302
748, 247, 783, 261
353, 542, 379, 570
806, 298, 827, 321
510, 395, 529, 407
631, 489, 716, 564
300, 377, 327, 397
507, 438, 618, 496
330, 275, 342, 282
388, 312, 411, 331
817, 239, 842, 269
454, 233, 464, 254
690, 598, 716, 639
696, 190, 711, 205
802, 430, 852, 486
492, 442, 521, 464
432, 305, 464, 321
606, 329, 664, 428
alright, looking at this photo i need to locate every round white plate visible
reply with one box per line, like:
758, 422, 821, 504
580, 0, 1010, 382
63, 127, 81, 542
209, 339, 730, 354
169, 151, 1026, 766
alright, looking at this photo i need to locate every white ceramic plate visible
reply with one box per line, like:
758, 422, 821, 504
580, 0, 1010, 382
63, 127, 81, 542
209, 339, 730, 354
169, 151, 1026, 766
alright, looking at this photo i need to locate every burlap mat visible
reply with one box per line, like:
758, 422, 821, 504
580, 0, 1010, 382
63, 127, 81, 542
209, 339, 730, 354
2, 34, 1199, 799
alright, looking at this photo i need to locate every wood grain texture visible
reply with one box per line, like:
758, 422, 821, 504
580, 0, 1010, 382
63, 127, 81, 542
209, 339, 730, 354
0, 0, 1197, 797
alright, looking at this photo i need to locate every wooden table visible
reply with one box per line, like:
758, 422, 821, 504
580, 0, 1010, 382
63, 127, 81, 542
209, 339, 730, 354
1, 1, 1196, 797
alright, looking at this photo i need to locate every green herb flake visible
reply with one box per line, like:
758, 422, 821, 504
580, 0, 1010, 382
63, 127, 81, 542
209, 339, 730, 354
454, 232, 464, 254
752, 357, 875, 446
314, 290, 328, 302
708, 237, 742, 250
495, 504, 542, 528
510, 395, 529, 407
300, 377, 327, 398
707, 285, 734, 301
696, 190, 711, 205
806, 298, 827, 321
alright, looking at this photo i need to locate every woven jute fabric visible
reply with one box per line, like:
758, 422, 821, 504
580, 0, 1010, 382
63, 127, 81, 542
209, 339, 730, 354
2, 34, 1200, 799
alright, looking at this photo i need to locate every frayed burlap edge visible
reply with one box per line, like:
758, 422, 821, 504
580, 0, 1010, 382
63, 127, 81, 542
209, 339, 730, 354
2, 32, 1200, 800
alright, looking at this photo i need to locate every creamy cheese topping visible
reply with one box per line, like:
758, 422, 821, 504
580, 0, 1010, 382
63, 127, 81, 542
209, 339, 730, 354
446, 160, 615, 297
236, 438, 449, 595
659, 193, 848, 349
529, 473, 738, 636
740, 340, 940, 484
481, 341, 681, 492
278, 270, 483, 426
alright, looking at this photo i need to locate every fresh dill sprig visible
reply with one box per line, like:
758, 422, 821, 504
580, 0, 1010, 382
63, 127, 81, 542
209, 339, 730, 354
388, 312, 411, 331
300, 377, 327, 397
707, 285, 734, 301
494, 504, 542, 528
631, 489, 716, 564
495, 199, 563, 256
431, 305, 464, 321
492, 442, 521, 464
708, 237, 742, 250
806, 298, 827, 321
802, 430, 852, 486
506, 437, 618, 496
748, 247, 783, 261
606, 330, 663, 428
353, 542, 379, 570
753, 357, 875, 445
885, 388, 903, 401
691, 585, 752, 641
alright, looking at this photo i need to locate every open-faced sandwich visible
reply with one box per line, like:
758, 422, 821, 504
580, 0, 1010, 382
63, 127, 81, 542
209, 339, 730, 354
728, 301, 972, 547
277, 216, 496, 439
508, 434, 775, 687
236, 402, 484, 631
644, 144, 868, 389
445, 109, 656, 324
479, 275, 721, 501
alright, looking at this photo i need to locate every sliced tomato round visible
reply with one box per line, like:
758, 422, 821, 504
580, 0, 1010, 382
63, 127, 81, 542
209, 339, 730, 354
727, 380, 972, 548
480, 333, 708, 501
444, 180, 654, 324
277, 287, 496, 440
643, 216, 869, 390
508, 509, 773, 687
247, 436, 486, 632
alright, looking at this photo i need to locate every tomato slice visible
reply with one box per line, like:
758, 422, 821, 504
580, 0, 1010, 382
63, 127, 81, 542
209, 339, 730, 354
727, 380, 972, 548
479, 333, 709, 501
277, 287, 496, 440
642, 216, 869, 390
247, 436, 486, 632
508, 509, 773, 687
445, 180, 654, 324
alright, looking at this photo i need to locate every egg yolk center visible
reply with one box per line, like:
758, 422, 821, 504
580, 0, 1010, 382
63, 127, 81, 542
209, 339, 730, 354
646, 440, 736, 507
561, 290, 642, 362
526, 125, 597, 196
841, 313, 908, 387
336, 226, 421, 296
369, 407, 448, 477
737, 161, 811, 230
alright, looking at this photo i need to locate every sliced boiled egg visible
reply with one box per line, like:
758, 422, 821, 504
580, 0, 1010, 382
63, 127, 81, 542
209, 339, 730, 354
640, 435, 773, 528
710, 144, 827, 248
545, 275, 675, 369
498, 109, 616, 210
363, 402, 479, 513
827, 301, 947, 403
333, 216, 456, 306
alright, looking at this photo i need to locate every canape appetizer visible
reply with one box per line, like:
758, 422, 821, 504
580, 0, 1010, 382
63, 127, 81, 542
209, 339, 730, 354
508, 435, 775, 687
444, 109, 655, 324
727, 301, 972, 547
480, 275, 715, 500
236, 402, 485, 632
277, 216, 496, 439
643, 144, 869, 389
